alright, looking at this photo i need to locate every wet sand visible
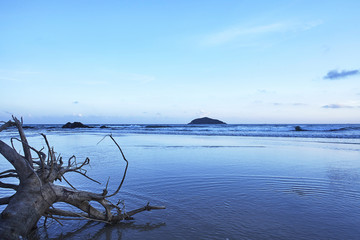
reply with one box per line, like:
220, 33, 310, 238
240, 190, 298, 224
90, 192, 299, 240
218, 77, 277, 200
1, 133, 360, 239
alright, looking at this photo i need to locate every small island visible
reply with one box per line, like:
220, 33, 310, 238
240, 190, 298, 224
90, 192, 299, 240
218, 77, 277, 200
188, 117, 226, 125
62, 122, 91, 128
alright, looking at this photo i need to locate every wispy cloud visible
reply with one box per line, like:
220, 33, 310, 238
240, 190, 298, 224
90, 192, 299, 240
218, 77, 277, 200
271, 102, 307, 106
202, 20, 322, 46
257, 89, 276, 94
204, 23, 285, 46
292, 103, 307, 106
322, 104, 356, 109
73, 101, 79, 104
0, 69, 41, 82
323, 69, 360, 80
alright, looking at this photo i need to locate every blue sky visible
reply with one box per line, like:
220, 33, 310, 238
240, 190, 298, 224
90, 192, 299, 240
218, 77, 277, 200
1, 0, 359, 124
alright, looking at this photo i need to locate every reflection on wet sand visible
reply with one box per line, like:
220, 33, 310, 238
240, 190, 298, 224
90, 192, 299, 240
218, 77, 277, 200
31, 220, 166, 239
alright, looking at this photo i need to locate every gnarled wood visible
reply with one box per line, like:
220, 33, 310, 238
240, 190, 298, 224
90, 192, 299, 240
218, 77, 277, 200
0, 117, 165, 239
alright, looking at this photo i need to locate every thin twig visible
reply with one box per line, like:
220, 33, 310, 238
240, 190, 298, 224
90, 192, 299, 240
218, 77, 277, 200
64, 170, 101, 184
0, 181, 18, 190
0, 169, 17, 175
10, 137, 46, 168
62, 175, 76, 190
105, 135, 128, 198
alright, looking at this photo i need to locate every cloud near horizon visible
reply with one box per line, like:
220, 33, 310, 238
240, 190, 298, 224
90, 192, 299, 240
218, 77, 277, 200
292, 103, 307, 106
323, 69, 360, 80
322, 104, 356, 109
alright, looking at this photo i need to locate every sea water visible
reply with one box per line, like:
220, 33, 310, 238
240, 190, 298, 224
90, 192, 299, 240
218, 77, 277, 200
0, 125, 360, 239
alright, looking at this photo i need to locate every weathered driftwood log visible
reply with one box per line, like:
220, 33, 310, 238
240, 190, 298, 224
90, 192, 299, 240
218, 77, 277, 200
0, 117, 165, 239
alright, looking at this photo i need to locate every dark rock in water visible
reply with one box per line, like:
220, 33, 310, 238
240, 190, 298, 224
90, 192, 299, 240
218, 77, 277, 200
22, 126, 34, 129
100, 125, 108, 129
188, 117, 226, 125
62, 122, 91, 128
294, 126, 305, 131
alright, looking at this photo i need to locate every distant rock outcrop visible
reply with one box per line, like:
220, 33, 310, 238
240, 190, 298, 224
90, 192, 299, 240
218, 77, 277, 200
188, 117, 226, 125
62, 122, 91, 128
294, 126, 305, 131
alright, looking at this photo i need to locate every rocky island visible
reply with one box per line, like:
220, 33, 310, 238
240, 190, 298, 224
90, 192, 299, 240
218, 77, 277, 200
62, 122, 91, 128
188, 117, 226, 125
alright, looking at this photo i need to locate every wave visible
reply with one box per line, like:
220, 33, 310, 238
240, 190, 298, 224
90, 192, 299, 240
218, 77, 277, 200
327, 126, 360, 132
145, 125, 171, 129
1, 124, 360, 140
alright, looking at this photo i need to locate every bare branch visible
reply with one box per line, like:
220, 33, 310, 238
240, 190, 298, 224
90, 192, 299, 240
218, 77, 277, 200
10, 137, 46, 169
46, 200, 165, 224
59, 156, 100, 184
0, 170, 18, 179
102, 177, 110, 196
0, 140, 34, 182
12, 116, 32, 166
0, 196, 12, 205
105, 135, 129, 198
52, 184, 104, 201
0, 169, 17, 175
31, 148, 46, 169
0, 174, 18, 179
122, 203, 166, 219
45, 208, 109, 223
66, 170, 101, 184
61, 175, 76, 190
40, 134, 52, 165
67, 155, 76, 168
65, 157, 90, 172
0, 120, 165, 238
0, 181, 18, 190
99, 199, 113, 221
42, 211, 64, 226
0, 120, 15, 132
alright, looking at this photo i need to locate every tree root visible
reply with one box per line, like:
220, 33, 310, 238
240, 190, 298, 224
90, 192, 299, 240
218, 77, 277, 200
0, 116, 165, 239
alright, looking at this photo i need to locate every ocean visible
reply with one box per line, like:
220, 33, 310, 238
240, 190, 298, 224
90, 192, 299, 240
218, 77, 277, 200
1, 124, 360, 239
1, 123, 360, 139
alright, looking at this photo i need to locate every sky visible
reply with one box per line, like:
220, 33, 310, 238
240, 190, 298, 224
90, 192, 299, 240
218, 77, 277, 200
0, 0, 359, 124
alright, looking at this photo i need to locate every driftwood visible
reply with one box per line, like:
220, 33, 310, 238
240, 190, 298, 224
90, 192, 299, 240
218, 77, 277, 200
0, 117, 165, 239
